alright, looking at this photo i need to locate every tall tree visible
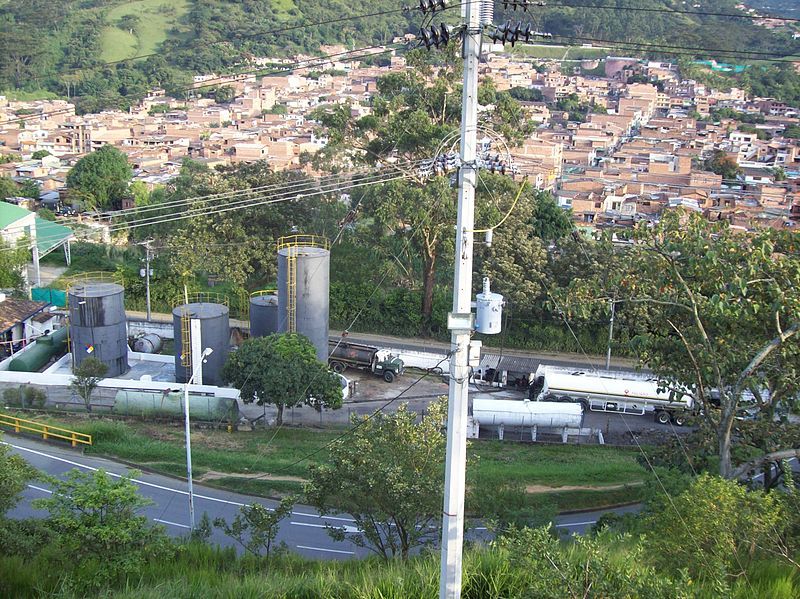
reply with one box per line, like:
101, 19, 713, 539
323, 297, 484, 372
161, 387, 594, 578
564, 211, 800, 478
0, 433, 36, 516
66, 145, 132, 210
222, 333, 342, 426
70, 357, 108, 412
306, 399, 447, 560
0, 237, 30, 292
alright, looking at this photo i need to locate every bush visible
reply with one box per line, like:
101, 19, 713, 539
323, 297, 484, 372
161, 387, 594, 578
3, 388, 21, 407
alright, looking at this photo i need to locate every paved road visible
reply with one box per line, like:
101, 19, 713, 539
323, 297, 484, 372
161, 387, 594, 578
4, 435, 639, 558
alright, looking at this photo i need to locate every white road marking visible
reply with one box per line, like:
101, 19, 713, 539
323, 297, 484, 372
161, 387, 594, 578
296, 545, 355, 555
27, 484, 52, 494
291, 521, 360, 534
5, 441, 358, 523
555, 520, 596, 528
154, 518, 191, 529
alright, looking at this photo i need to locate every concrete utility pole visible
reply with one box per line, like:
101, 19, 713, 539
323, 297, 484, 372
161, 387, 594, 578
606, 298, 616, 370
184, 347, 212, 532
139, 239, 154, 321
439, 1, 482, 597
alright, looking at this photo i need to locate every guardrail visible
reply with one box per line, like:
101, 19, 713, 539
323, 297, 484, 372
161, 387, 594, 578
0, 413, 92, 447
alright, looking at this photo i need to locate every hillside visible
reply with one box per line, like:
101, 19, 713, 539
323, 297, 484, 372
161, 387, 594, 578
0, 0, 799, 112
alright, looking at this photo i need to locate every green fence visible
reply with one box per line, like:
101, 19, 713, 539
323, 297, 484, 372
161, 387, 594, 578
32, 287, 67, 307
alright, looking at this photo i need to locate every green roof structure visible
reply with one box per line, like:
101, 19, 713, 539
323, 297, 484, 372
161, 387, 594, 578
0, 201, 32, 229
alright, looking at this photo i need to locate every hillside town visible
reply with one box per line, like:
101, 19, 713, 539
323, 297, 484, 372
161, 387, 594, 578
2, 43, 800, 239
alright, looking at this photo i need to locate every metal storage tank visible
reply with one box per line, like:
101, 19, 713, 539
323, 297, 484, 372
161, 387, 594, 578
68, 282, 129, 376
276, 235, 330, 362
172, 302, 229, 386
249, 293, 278, 338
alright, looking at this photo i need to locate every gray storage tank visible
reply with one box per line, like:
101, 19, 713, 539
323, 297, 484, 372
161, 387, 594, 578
249, 293, 278, 338
68, 282, 129, 377
172, 302, 230, 386
277, 236, 330, 362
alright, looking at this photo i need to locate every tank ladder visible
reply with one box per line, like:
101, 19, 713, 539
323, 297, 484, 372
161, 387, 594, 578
180, 307, 192, 368
286, 245, 297, 333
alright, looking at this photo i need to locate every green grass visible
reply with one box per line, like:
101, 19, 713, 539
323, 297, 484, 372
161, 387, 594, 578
100, 0, 190, 62
15, 415, 647, 511
0, 89, 60, 101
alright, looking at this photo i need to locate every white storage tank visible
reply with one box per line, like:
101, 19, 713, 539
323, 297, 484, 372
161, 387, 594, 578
472, 399, 583, 428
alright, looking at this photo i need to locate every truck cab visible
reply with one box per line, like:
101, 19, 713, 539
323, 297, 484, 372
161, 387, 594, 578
373, 350, 404, 382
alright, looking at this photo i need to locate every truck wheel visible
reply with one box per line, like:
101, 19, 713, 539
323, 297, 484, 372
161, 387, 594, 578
674, 413, 686, 426
383, 370, 395, 383
331, 362, 346, 374
656, 410, 671, 425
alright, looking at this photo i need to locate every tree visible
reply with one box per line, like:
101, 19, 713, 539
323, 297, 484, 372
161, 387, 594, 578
305, 399, 447, 560
31, 150, 50, 160
70, 357, 108, 412
32, 469, 166, 579
0, 433, 36, 516
18, 178, 39, 199
531, 191, 573, 243
222, 333, 342, 426
213, 497, 294, 558
0, 237, 29, 291
644, 473, 783, 591
0, 176, 19, 199
66, 145, 132, 210
564, 211, 800, 478
704, 149, 742, 181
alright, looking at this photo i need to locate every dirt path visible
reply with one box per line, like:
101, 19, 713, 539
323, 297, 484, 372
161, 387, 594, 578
525, 481, 644, 494
196, 470, 307, 484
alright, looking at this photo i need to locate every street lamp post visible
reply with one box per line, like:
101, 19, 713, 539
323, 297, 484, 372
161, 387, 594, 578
184, 347, 212, 532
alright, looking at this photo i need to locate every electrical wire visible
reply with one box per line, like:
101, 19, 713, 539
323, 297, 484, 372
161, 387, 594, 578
548, 1, 800, 23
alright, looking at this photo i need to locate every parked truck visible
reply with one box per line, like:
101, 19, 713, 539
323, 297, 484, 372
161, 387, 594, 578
528, 364, 693, 425
328, 340, 404, 382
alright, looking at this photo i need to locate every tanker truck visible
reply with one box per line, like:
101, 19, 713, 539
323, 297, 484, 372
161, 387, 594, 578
528, 364, 693, 425
328, 340, 404, 382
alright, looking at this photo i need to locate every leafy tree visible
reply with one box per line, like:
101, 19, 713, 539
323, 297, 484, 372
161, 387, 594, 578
772, 166, 788, 181
66, 145, 132, 210
531, 191, 573, 243
784, 125, 800, 139
508, 86, 544, 102
494, 526, 689, 598
32, 469, 167, 583
0, 237, 29, 291
37, 207, 56, 221
563, 211, 800, 478
70, 357, 108, 412
0, 434, 36, 516
18, 178, 39, 199
214, 497, 294, 558
222, 333, 342, 426
212, 85, 235, 104
704, 149, 742, 181
306, 399, 447, 560
0, 176, 19, 199
644, 473, 783, 592
31, 150, 51, 160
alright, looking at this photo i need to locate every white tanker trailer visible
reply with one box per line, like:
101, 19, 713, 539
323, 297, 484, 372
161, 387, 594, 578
472, 398, 583, 428
529, 365, 693, 425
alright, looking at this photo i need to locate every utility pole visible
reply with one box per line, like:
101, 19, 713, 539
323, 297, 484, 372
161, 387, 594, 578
439, 0, 482, 596
606, 298, 616, 370
139, 239, 154, 321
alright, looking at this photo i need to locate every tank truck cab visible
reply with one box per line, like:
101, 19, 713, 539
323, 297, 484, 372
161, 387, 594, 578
373, 349, 405, 383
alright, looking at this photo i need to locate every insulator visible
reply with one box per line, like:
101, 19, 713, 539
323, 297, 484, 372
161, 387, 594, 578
439, 23, 451, 46
421, 28, 433, 49
480, 0, 495, 25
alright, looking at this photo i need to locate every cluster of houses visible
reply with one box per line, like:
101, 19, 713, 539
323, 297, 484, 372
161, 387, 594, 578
1, 44, 799, 241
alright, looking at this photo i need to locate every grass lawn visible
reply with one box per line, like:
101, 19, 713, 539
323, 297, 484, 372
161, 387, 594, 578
101, 0, 189, 62
6, 414, 648, 511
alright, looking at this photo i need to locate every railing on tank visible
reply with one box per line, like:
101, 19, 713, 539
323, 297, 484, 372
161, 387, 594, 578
173, 292, 231, 368
0, 412, 92, 447
276, 234, 330, 251
61, 271, 124, 291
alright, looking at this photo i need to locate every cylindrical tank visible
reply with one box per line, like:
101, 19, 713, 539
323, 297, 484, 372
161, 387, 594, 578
472, 399, 583, 428
9, 327, 69, 372
249, 294, 278, 338
112, 390, 239, 421
132, 333, 163, 354
68, 282, 128, 376
172, 303, 229, 386
277, 242, 330, 362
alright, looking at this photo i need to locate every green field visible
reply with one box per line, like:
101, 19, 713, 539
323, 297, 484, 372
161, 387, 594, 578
100, 0, 190, 63
9, 415, 647, 511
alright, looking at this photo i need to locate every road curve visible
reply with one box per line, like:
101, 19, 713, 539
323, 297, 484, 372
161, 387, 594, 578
4, 435, 639, 559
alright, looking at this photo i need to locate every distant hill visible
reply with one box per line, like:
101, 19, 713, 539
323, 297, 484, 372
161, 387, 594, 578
1, 0, 799, 112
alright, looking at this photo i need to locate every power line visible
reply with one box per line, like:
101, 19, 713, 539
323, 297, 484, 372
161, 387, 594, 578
549, 1, 800, 23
